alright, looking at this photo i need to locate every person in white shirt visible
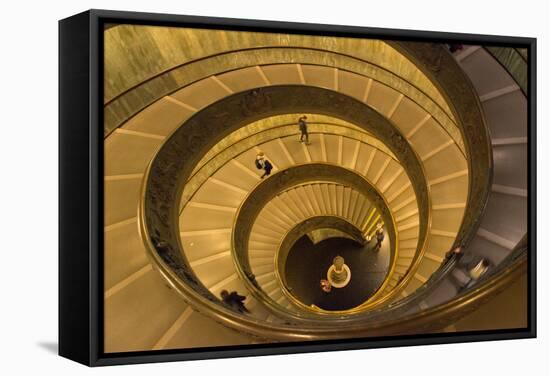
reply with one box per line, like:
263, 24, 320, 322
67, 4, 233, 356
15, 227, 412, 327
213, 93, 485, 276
255, 152, 273, 179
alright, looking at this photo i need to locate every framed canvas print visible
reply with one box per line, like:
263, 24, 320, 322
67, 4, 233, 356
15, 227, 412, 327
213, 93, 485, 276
59, 9, 536, 366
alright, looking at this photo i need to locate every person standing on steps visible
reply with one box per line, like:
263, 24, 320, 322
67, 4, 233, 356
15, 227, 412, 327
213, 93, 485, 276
255, 151, 273, 179
444, 246, 464, 263
320, 279, 332, 293
298, 115, 310, 144
373, 223, 385, 251
464, 258, 491, 288
220, 290, 249, 313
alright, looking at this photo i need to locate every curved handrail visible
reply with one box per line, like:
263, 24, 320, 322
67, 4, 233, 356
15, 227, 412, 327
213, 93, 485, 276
231, 164, 403, 317
391, 42, 493, 250
371, 42, 531, 312
275, 215, 366, 288
353, 235, 528, 323
187, 117, 395, 179
377, 42, 493, 301
104, 45, 459, 143
339, 43, 529, 319
485, 46, 528, 94
180, 124, 399, 210
177, 44, 495, 315
231, 44, 498, 319
287, 243, 528, 325
142, 85, 432, 323
140, 51, 493, 334
143, 179, 527, 338
274, 215, 388, 314
176, 118, 431, 316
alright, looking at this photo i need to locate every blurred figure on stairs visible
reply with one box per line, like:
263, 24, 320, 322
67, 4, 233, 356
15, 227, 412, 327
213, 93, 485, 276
255, 152, 273, 179
465, 259, 491, 287
450, 257, 491, 292
220, 290, 250, 313
320, 279, 332, 293
444, 246, 464, 263
447, 44, 464, 53
298, 115, 310, 144
373, 223, 385, 251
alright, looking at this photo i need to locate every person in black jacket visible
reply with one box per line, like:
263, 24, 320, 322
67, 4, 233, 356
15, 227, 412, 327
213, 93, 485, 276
298, 115, 309, 144
255, 152, 273, 179
220, 290, 249, 313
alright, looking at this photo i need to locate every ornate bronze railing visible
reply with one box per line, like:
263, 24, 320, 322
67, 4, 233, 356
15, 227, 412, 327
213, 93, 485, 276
138, 44, 499, 337
141, 85, 432, 325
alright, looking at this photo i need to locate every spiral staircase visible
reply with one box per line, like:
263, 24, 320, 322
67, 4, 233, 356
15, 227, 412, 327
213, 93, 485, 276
102, 26, 529, 353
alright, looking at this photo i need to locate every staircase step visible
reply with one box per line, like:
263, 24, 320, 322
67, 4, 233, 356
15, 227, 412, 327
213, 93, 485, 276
251, 222, 286, 238
104, 218, 149, 292
104, 267, 188, 352
250, 256, 275, 267
193, 178, 247, 207
251, 264, 277, 277
214, 159, 260, 190
458, 47, 517, 98
158, 308, 255, 350
248, 240, 278, 251
179, 204, 235, 232
250, 232, 281, 243
482, 90, 527, 139
492, 143, 528, 190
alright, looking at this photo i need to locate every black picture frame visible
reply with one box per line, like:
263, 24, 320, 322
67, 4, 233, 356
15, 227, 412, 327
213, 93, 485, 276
59, 9, 537, 367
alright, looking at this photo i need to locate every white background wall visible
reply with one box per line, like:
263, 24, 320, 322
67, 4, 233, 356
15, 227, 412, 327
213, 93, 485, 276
0, 0, 546, 374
